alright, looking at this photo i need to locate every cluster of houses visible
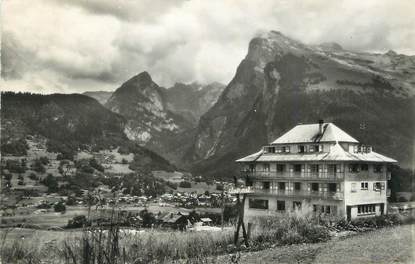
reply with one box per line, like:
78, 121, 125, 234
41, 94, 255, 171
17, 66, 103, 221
159, 192, 236, 208
103, 210, 215, 231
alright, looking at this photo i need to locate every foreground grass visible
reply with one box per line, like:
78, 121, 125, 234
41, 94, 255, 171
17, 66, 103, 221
314, 224, 414, 263
1, 214, 412, 263
215, 224, 414, 264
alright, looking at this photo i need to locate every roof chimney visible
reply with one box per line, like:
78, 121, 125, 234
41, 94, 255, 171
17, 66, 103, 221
318, 119, 324, 135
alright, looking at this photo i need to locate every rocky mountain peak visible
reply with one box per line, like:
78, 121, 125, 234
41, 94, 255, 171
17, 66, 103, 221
246, 31, 308, 68
121, 71, 154, 91
385, 50, 398, 56
187, 30, 415, 179
318, 42, 343, 51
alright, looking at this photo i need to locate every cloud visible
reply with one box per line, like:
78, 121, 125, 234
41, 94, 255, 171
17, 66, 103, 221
1, 0, 414, 94
48, 0, 185, 22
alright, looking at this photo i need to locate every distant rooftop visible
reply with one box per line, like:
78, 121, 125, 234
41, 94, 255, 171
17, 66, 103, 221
271, 123, 358, 144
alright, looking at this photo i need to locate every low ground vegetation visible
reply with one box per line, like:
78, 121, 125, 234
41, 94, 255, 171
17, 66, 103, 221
1, 212, 413, 263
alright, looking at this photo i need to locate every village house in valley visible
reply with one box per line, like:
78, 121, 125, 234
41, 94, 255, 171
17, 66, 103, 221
236, 120, 397, 223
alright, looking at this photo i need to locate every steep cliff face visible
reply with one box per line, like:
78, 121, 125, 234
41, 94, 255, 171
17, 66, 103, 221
106, 72, 187, 143
83, 91, 113, 105
164, 82, 225, 125
105, 72, 224, 165
187, 31, 415, 179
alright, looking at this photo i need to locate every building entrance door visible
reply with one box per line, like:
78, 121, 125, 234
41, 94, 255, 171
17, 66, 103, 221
380, 203, 385, 215
346, 206, 352, 221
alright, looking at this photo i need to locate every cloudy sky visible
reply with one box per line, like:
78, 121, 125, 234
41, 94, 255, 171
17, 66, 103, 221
1, 0, 414, 94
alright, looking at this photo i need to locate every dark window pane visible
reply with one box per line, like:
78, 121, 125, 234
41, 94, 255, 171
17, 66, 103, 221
249, 199, 269, 209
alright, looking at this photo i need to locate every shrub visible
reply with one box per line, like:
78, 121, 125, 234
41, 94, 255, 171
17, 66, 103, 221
41, 174, 59, 193
299, 224, 330, 243
179, 181, 191, 188
54, 201, 66, 213
89, 159, 104, 172
81, 165, 94, 174
66, 196, 77, 206
166, 181, 178, 190
67, 215, 89, 228
37, 203, 51, 209
5, 160, 26, 173
32, 160, 46, 173
17, 175, 25, 185
216, 184, 224, 191
1, 138, 29, 156
39, 156, 49, 165
250, 215, 330, 246
281, 229, 304, 244
56, 152, 74, 161
397, 196, 408, 202
29, 173, 39, 181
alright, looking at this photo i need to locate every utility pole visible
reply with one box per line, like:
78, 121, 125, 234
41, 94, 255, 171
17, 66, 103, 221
231, 175, 250, 247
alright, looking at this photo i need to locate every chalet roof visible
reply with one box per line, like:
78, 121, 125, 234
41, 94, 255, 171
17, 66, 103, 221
164, 215, 185, 223
160, 213, 187, 223
271, 123, 358, 144
236, 143, 397, 163
235, 150, 263, 162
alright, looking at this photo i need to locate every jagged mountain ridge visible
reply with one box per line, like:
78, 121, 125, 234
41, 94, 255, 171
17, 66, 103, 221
186, 31, 415, 179
164, 82, 225, 125
106, 72, 185, 144
104, 72, 224, 164
82, 91, 113, 105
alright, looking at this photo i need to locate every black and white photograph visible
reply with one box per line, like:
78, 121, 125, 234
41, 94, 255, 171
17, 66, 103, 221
0, 0, 414, 263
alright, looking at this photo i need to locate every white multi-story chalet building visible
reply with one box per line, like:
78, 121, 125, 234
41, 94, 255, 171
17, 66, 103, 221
236, 121, 397, 222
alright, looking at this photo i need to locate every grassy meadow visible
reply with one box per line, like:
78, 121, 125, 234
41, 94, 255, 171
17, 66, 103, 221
1, 212, 414, 263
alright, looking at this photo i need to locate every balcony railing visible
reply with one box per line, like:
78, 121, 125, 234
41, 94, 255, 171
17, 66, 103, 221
241, 171, 344, 180
250, 188, 344, 200
346, 171, 388, 181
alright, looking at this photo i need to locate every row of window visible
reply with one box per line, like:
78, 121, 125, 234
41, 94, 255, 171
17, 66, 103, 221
263, 145, 324, 154
353, 145, 372, 154
249, 199, 302, 210
250, 163, 383, 173
357, 204, 376, 215
264, 144, 373, 155
351, 182, 385, 192
248, 199, 337, 215
349, 164, 383, 173
259, 181, 338, 192
313, 205, 337, 215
